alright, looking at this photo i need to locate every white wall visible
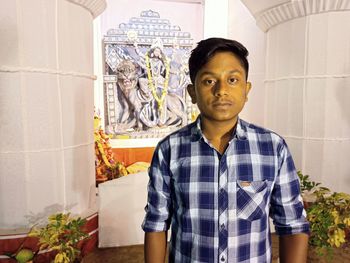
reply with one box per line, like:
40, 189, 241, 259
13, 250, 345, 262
203, 0, 229, 38
227, 0, 266, 127
93, 17, 105, 125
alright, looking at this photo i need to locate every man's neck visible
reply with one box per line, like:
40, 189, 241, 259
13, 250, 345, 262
201, 117, 238, 154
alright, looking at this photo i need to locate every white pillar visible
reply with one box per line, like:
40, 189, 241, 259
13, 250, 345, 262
241, 0, 350, 192
0, 0, 106, 229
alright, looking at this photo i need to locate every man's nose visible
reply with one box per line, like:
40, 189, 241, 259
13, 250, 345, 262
214, 81, 228, 96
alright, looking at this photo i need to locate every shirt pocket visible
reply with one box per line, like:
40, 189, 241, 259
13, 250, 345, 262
236, 180, 269, 221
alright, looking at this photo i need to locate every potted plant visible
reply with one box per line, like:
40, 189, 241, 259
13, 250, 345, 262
298, 172, 350, 262
28, 213, 89, 263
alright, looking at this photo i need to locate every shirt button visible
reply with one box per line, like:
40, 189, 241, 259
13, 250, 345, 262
221, 223, 225, 230
220, 188, 224, 193
221, 255, 225, 262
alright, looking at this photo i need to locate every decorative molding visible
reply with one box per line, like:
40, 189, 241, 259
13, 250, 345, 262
255, 0, 350, 32
66, 0, 107, 18
0, 141, 94, 154
283, 135, 350, 141
0, 66, 96, 80
104, 9, 193, 47
264, 73, 350, 83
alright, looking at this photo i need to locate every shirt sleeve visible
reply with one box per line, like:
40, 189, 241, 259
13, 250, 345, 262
142, 141, 173, 232
270, 140, 310, 235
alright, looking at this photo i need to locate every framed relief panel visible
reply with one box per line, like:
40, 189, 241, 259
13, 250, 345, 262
103, 10, 195, 138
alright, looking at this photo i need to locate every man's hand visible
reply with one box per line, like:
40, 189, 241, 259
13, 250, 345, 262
144, 231, 167, 263
279, 233, 309, 263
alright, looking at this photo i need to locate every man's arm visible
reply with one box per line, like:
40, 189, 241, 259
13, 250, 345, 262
144, 231, 167, 263
279, 233, 309, 263
270, 141, 310, 262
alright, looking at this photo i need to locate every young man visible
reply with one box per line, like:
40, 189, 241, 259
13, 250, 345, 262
142, 38, 309, 263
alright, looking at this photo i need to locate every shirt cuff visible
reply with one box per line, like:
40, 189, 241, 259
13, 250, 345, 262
275, 222, 310, 236
142, 219, 169, 232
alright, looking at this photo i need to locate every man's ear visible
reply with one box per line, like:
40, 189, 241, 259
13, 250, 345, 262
245, 82, 252, 102
187, 84, 197, 104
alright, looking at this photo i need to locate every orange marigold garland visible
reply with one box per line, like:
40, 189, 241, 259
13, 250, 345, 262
94, 114, 128, 184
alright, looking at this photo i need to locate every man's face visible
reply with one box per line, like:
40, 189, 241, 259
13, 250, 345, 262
188, 51, 251, 125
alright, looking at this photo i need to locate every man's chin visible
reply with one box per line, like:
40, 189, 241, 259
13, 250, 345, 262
202, 114, 238, 123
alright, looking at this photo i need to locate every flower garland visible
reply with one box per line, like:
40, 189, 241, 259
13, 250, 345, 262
145, 51, 170, 112
95, 133, 115, 168
94, 115, 128, 183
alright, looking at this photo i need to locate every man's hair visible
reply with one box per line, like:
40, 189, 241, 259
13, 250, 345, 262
188, 38, 249, 83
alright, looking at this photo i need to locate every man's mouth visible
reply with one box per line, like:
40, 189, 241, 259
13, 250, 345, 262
212, 100, 233, 107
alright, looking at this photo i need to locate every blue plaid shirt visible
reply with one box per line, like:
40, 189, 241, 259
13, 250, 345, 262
142, 118, 309, 263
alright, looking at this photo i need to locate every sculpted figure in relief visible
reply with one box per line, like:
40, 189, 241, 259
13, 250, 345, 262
115, 60, 151, 131
135, 38, 187, 129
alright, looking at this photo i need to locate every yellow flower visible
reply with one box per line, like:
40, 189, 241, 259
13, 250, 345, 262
331, 210, 340, 224
49, 233, 59, 243
328, 228, 346, 248
343, 217, 350, 227
54, 252, 69, 263
307, 214, 316, 223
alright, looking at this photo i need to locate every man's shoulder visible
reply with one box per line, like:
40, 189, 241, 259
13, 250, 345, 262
240, 119, 285, 143
157, 122, 196, 146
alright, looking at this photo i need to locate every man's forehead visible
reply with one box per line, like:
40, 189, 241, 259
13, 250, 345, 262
198, 52, 246, 76
198, 69, 244, 76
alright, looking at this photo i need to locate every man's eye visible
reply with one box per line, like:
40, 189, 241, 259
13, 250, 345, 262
228, 78, 238, 84
203, 79, 215, 85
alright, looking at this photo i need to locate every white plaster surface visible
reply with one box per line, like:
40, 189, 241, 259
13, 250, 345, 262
0, 0, 105, 228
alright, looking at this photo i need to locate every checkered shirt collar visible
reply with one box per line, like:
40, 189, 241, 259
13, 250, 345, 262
190, 115, 247, 142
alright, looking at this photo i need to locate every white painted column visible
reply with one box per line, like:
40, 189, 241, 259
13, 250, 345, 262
241, 0, 350, 192
0, 0, 106, 229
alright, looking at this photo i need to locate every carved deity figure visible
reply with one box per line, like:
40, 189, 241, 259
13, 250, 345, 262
115, 60, 152, 131
135, 38, 187, 129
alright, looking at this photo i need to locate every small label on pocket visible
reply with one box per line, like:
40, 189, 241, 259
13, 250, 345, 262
240, 181, 251, 187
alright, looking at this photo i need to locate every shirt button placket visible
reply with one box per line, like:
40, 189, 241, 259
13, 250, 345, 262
218, 156, 228, 263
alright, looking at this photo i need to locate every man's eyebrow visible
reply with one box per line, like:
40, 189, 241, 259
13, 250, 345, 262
198, 71, 215, 76
227, 70, 244, 75
199, 70, 244, 76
